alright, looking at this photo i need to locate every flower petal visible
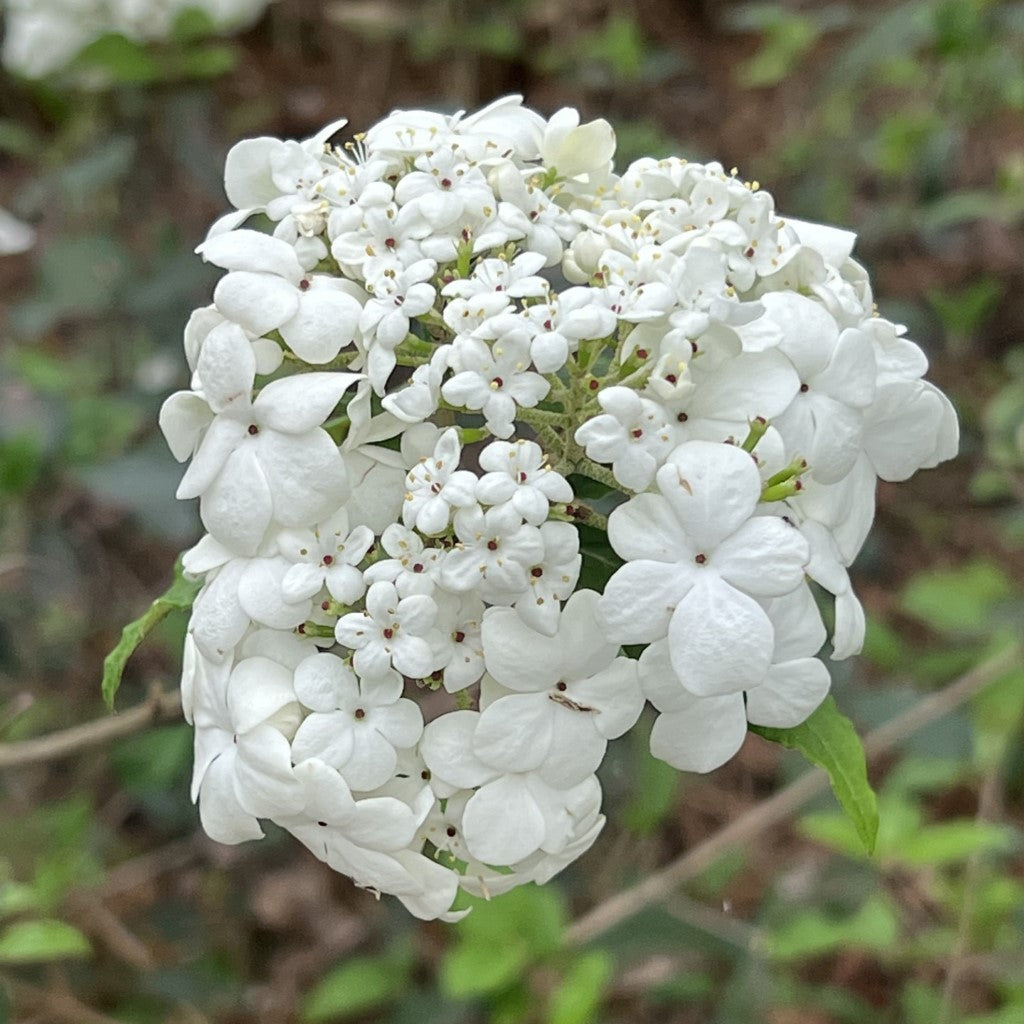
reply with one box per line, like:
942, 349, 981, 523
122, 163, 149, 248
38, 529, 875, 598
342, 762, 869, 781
667, 577, 773, 696
463, 775, 546, 865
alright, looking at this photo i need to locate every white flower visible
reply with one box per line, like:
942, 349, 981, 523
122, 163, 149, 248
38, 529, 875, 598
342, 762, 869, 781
598, 441, 809, 695
329, 201, 423, 277
574, 387, 674, 491
520, 287, 617, 373
638, 584, 830, 773
512, 520, 581, 636
335, 580, 439, 679
290, 653, 423, 791
359, 257, 437, 392
276, 510, 375, 605
442, 252, 548, 302
363, 523, 446, 598
419, 711, 605, 867
479, 590, 644, 787
199, 230, 364, 364
442, 332, 550, 439
191, 654, 303, 844
432, 593, 486, 692
441, 504, 544, 603
763, 292, 877, 482
160, 323, 361, 554
401, 427, 478, 535
538, 108, 616, 182
475, 439, 573, 524
382, 344, 450, 425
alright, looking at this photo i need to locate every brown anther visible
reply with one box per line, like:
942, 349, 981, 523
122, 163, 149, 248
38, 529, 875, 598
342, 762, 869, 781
677, 412, 689, 423
354, 708, 366, 719
744, 247, 755, 258
297, 624, 306, 634
446, 826, 457, 837
430, 482, 442, 494
412, 563, 425, 573
491, 376, 504, 388
695, 553, 707, 564
531, 566, 543, 578
690, 341, 699, 353
453, 631, 466, 643
487, 540, 499, 551
556, 681, 567, 691
588, 378, 599, 390
247, 424, 259, 435
299, 279, 311, 291
383, 627, 394, 639
321, 600, 331, 611
631, 428, 643, 438
384, 237, 396, 248
441, 178, 453, 188
665, 374, 677, 384
322, 554, 334, 565
636, 348, 648, 359
799, 383, 809, 393
317, 820, 327, 827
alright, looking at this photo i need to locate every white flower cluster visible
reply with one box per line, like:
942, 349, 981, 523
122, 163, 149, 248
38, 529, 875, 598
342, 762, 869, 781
160, 96, 958, 920
1, 0, 273, 79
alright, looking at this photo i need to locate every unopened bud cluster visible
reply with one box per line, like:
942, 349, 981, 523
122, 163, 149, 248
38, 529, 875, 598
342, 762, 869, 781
160, 97, 958, 919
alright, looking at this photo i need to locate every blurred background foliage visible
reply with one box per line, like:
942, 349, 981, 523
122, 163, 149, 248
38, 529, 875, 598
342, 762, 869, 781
1, 0, 1023, 1021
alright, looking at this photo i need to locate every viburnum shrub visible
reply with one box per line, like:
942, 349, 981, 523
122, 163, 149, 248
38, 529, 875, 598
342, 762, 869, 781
111, 96, 958, 921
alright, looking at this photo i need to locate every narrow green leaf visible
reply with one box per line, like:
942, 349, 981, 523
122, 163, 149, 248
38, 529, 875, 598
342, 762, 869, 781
301, 954, 410, 1022
751, 696, 878, 854
102, 557, 200, 709
0, 919, 91, 963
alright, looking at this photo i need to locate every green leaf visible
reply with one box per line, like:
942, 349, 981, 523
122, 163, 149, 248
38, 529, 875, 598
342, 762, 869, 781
441, 885, 566, 999
0, 881, 40, 919
900, 561, 1014, 635
442, 936, 532, 1001
102, 557, 201, 709
74, 34, 162, 83
548, 951, 613, 1024
0, 919, 91, 963
766, 894, 898, 960
751, 696, 878, 854
896, 821, 1017, 866
301, 953, 411, 1022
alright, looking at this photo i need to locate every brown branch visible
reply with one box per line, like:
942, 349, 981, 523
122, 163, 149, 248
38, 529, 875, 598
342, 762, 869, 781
567, 642, 1023, 946
0, 688, 182, 769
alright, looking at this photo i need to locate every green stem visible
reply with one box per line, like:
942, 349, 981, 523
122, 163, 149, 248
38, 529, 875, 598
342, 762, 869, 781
741, 417, 770, 453
551, 502, 609, 532
764, 456, 808, 489
298, 622, 336, 639
760, 479, 803, 502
